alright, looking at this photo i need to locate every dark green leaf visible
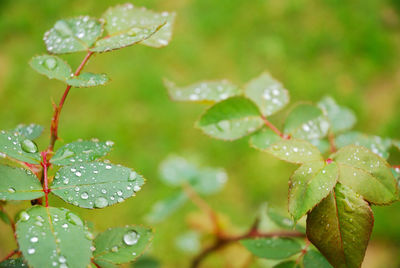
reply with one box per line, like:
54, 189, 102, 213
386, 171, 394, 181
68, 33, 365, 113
303, 250, 333, 268
273, 261, 300, 268
100, 4, 175, 49
16, 206, 92, 268
306, 183, 373, 268
333, 145, 398, 204
289, 161, 338, 222
51, 140, 113, 166
336, 131, 392, 159
0, 258, 27, 268
317, 96, 356, 134
51, 162, 145, 209
196, 96, 263, 140
284, 104, 330, 140
44, 16, 103, 54
145, 191, 187, 223
164, 79, 241, 103
133, 256, 160, 268
244, 72, 289, 116
240, 238, 302, 260
93, 226, 153, 264
0, 165, 43, 201
11, 124, 44, 140
0, 210, 10, 224
264, 139, 323, 164
30, 55, 72, 81
66, 73, 109, 87
0, 130, 41, 164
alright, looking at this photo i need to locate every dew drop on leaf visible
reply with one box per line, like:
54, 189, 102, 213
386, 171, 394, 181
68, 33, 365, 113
21, 139, 38, 153
44, 57, 57, 70
66, 212, 83, 226
19, 211, 30, 222
94, 197, 108, 208
7, 187, 16, 193
123, 230, 140, 246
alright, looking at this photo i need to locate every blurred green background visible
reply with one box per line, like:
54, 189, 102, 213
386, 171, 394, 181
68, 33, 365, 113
0, 0, 400, 267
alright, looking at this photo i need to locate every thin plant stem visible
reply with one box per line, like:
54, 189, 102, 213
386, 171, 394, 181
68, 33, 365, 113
0, 250, 18, 262
260, 115, 289, 139
40, 151, 50, 207
328, 131, 337, 153
48, 51, 94, 151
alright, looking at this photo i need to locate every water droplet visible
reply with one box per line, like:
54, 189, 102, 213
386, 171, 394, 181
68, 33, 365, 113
7, 187, 16, 193
123, 230, 139, 245
129, 171, 137, 181
81, 192, 89, 200
27, 248, 35, 255
94, 197, 108, 208
44, 57, 57, 70
19, 211, 30, 222
66, 212, 83, 226
59, 256, 67, 263
21, 139, 38, 153
30, 237, 38, 243
54, 20, 73, 36
111, 246, 119, 252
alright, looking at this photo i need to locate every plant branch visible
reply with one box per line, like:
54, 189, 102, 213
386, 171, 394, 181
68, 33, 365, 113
392, 165, 400, 169
0, 250, 18, 262
260, 115, 289, 139
91, 259, 101, 268
40, 151, 50, 207
328, 131, 337, 153
48, 51, 94, 151
182, 183, 222, 236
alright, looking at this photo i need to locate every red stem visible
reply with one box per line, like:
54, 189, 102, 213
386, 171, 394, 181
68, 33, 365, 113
48, 51, 94, 151
260, 115, 289, 139
41, 151, 50, 207
392, 165, 400, 169
91, 259, 101, 268
328, 131, 337, 153
0, 250, 17, 262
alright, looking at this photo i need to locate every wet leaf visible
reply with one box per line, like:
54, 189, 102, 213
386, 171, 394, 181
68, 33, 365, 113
30, 55, 72, 81
241, 237, 302, 259
196, 96, 263, 140
164, 79, 241, 103
66, 73, 109, 87
11, 124, 44, 140
333, 145, 398, 204
284, 104, 330, 140
16, 206, 92, 268
133, 256, 161, 268
44, 16, 103, 54
93, 226, 153, 264
51, 140, 113, 166
0, 258, 27, 267
266, 207, 305, 232
318, 96, 356, 134
336, 131, 392, 159
303, 250, 333, 268
0, 130, 41, 164
0, 165, 43, 201
190, 167, 228, 195
306, 183, 373, 268
244, 72, 289, 116
263, 138, 323, 164
289, 161, 338, 222
250, 128, 281, 151
145, 191, 187, 223
273, 261, 300, 268
50, 162, 145, 209
94, 4, 175, 52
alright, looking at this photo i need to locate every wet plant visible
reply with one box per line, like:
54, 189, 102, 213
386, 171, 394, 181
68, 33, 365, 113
164, 73, 400, 267
0, 3, 175, 268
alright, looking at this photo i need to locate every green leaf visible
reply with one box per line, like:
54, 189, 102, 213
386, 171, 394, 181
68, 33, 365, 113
250, 128, 281, 151
133, 256, 161, 268
30, 55, 72, 81
0, 130, 41, 164
0, 258, 27, 268
51, 140, 113, 166
309, 139, 330, 154
0, 165, 43, 201
50, 162, 144, 209
145, 191, 187, 223
393, 140, 400, 151
284, 104, 330, 140
264, 139, 323, 164
333, 145, 398, 204
93, 4, 174, 52
303, 250, 333, 268
196, 96, 263, 140
11, 124, 44, 140
66, 73, 109, 87
244, 72, 289, 116
16, 206, 92, 268
317, 96, 356, 134
241, 237, 302, 260
164, 79, 241, 103
101, 4, 175, 49
289, 161, 338, 222
336, 131, 392, 159
159, 155, 198, 187
306, 183, 373, 268
93, 226, 153, 265
44, 16, 103, 54
0, 210, 10, 224
273, 261, 300, 268
91, 260, 118, 268
190, 167, 227, 195
266, 207, 305, 233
